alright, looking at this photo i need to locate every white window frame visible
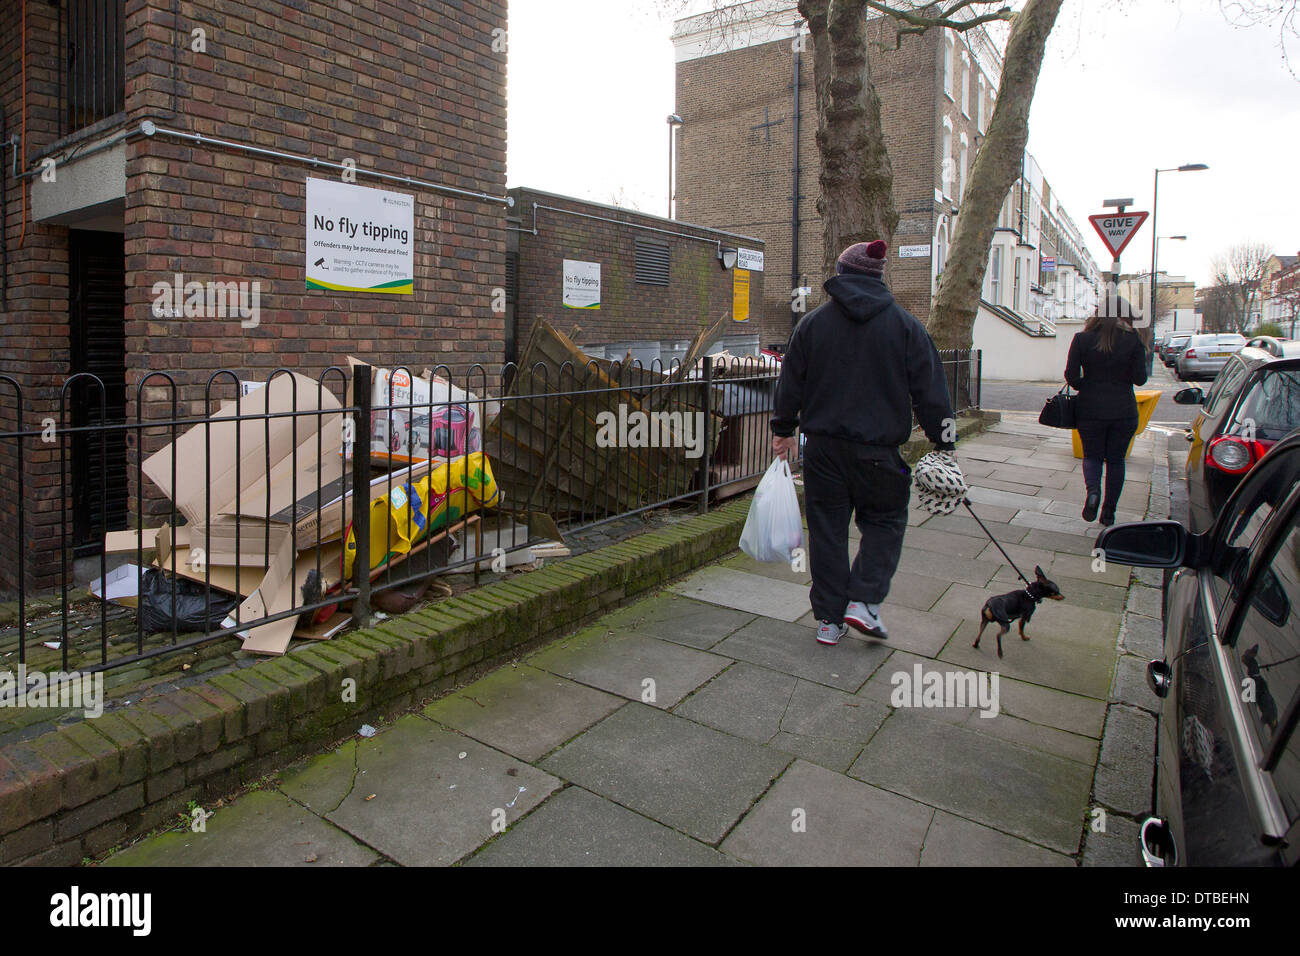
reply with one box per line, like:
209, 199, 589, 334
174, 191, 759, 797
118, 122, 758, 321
941, 117, 953, 199
977, 76, 986, 132
1014, 256, 1023, 311
960, 51, 971, 117
943, 36, 954, 99
959, 133, 969, 203
990, 245, 1002, 304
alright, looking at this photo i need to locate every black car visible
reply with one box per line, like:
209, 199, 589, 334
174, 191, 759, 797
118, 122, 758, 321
1175, 348, 1300, 532
1098, 434, 1300, 866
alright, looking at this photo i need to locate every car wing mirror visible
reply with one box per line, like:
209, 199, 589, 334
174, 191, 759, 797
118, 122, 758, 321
1173, 387, 1204, 405
1097, 520, 1193, 569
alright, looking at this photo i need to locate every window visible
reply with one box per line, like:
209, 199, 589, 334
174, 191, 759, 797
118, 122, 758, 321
634, 238, 670, 286
935, 224, 948, 280
1013, 257, 1022, 311
958, 135, 969, 203
1234, 369, 1300, 442
943, 36, 954, 98
977, 77, 986, 132
990, 246, 1002, 304
961, 53, 971, 116
1212, 446, 1300, 615
941, 122, 953, 198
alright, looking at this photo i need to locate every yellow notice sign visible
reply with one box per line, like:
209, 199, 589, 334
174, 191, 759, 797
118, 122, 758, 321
733, 268, 750, 322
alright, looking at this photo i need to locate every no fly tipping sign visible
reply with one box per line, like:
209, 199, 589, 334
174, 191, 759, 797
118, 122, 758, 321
1088, 210, 1149, 258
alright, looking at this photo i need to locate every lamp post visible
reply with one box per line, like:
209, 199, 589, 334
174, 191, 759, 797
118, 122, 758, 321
1157, 235, 1187, 330
1150, 164, 1207, 361
667, 114, 683, 219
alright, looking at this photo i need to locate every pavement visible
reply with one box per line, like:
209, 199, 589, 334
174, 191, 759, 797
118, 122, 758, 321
101, 416, 1166, 867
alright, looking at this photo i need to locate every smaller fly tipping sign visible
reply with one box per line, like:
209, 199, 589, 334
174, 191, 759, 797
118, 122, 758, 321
562, 259, 601, 309
733, 268, 750, 322
306, 178, 414, 294
1088, 211, 1148, 258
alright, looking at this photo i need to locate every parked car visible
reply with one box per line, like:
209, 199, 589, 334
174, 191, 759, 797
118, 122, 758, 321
1161, 332, 1193, 367
1177, 332, 1246, 380
1175, 348, 1300, 532
1244, 335, 1300, 359
1097, 433, 1300, 865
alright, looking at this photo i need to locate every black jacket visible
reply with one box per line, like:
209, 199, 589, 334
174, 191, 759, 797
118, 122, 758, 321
1064, 328, 1149, 421
771, 273, 956, 449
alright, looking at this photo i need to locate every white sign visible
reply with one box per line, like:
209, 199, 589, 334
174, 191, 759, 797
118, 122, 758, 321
899, 244, 931, 259
563, 259, 601, 310
306, 178, 414, 294
737, 248, 764, 272
1088, 211, 1148, 258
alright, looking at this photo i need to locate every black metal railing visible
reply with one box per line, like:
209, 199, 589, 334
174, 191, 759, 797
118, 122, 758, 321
0, 349, 980, 677
60, 0, 127, 137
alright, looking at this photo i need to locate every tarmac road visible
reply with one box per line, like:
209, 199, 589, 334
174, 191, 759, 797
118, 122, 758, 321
980, 359, 1199, 428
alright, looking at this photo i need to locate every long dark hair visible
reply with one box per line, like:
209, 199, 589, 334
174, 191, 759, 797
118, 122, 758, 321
1084, 296, 1136, 353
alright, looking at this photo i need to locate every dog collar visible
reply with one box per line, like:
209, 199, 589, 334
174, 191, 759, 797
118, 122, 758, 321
1025, 588, 1040, 603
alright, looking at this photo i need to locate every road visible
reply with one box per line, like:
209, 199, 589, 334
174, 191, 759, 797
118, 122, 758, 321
981, 359, 1199, 428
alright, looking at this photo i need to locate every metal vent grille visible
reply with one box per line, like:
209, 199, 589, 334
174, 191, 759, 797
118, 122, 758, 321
635, 238, 670, 286
505, 252, 518, 303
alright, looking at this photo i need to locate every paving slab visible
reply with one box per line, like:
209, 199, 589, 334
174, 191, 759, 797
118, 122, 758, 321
967, 485, 1052, 512
670, 566, 810, 622
526, 628, 730, 709
424, 664, 625, 762
919, 810, 1075, 867
600, 592, 756, 650
1093, 704, 1157, 817
768, 732, 867, 773
915, 512, 1030, 543
987, 464, 1073, 490
540, 703, 791, 844
779, 678, 892, 743
280, 715, 562, 867
713, 616, 888, 692
720, 760, 933, 866
1043, 499, 1143, 524
1119, 611, 1164, 660
1081, 813, 1141, 867
800, 602, 962, 658
897, 525, 989, 560
896, 547, 1001, 588
464, 786, 740, 867
1020, 527, 1100, 556
103, 789, 379, 867
849, 709, 1092, 854
1011, 510, 1100, 537
719, 552, 814, 589
673, 662, 796, 742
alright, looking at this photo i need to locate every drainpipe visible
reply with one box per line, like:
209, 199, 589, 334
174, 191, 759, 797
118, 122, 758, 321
790, 29, 801, 331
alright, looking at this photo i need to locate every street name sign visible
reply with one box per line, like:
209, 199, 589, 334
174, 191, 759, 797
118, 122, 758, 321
1088, 211, 1148, 258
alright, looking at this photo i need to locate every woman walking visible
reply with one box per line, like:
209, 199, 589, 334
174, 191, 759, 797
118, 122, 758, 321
1064, 300, 1149, 526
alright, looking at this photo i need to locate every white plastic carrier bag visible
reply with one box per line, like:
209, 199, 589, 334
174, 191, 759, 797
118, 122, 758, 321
739, 459, 804, 563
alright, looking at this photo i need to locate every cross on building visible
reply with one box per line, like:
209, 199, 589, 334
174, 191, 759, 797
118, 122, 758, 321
750, 106, 784, 143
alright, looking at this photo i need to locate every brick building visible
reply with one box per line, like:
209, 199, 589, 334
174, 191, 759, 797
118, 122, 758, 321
0, 0, 507, 591
506, 187, 763, 365
671, 0, 1100, 379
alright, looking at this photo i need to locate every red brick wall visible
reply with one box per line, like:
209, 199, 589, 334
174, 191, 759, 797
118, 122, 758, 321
508, 188, 765, 359
0, 0, 509, 591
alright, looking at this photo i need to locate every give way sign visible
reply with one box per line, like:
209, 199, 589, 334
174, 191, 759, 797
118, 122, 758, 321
1088, 211, 1149, 258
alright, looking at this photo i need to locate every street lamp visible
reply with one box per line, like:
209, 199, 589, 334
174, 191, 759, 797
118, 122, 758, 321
667, 114, 684, 219
1151, 164, 1207, 347
1157, 235, 1188, 329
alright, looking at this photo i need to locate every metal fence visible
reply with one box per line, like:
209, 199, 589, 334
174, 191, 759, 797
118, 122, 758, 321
0, 349, 980, 676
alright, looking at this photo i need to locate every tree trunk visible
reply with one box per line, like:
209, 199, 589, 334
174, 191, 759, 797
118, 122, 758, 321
927, 0, 1064, 351
799, 0, 899, 284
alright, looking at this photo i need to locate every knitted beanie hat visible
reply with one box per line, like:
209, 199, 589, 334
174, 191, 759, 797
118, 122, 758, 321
836, 240, 888, 276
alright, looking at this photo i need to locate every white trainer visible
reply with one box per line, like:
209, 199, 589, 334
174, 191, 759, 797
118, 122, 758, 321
844, 601, 888, 639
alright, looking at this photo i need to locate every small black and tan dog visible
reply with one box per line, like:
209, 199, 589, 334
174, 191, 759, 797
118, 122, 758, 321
973, 566, 1064, 658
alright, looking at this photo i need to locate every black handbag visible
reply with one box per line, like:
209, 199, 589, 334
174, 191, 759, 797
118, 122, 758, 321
1038, 385, 1077, 429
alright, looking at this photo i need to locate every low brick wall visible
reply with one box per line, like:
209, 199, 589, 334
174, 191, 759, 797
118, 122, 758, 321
0, 413, 996, 866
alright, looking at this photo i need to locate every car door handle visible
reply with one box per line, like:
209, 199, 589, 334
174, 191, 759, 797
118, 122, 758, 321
1140, 816, 1176, 867
1147, 660, 1172, 698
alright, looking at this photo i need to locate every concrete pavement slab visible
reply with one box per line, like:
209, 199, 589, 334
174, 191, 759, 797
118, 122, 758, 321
670, 566, 810, 622
896, 547, 1001, 588
960, 711, 1099, 766
799, 602, 962, 658
282, 716, 562, 867
1011, 510, 1101, 537
540, 703, 791, 844
720, 760, 933, 866
1020, 527, 1100, 556
849, 710, 1092, 854
920, 810, 1074, 867
1093, 705, 1157, 817
915, 512, 1030, 543
1081, 814, 1141, 867
1044, 499, 1144, 524
599, 592, 756, 650
987, 464, 1073, 489
464, 786, 740, 867
713, 616, 888, 692
768, 732, 867, 772
967, 485, 1052, 512
899, 525, 989, 559
526, 628, 730, 709
720, 552, 813, 589
673, 662, 796, 742
103, 789, 379, 867
423, 664, 625, 762
779, 678, 892, 743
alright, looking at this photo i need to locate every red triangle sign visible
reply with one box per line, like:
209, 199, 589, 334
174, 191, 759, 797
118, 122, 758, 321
1088, 211, 1149, 258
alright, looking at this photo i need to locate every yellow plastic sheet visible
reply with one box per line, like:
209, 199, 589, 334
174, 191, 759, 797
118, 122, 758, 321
1071, 389, 1163, 459
343, 452, 500, 582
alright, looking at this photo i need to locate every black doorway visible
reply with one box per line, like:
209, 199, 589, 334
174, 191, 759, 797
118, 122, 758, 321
68, 229, 127, 553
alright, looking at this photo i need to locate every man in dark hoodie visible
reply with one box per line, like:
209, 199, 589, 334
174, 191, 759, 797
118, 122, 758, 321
771, 240, 958, 646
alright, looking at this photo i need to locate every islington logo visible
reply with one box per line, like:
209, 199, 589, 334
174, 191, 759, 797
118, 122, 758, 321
0, 666, 104, 719
49, 887, 151, 936
594, 404, 707, 459
151, 272, 261, 328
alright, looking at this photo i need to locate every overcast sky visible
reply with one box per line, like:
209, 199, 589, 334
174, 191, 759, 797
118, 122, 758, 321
506, 0, 1300, 286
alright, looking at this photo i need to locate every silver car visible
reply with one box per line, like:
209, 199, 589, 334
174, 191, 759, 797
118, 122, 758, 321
1177, 333, 1246, 380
